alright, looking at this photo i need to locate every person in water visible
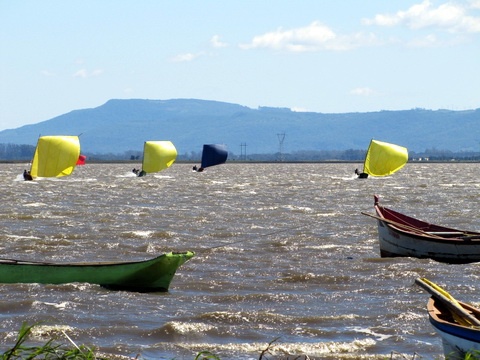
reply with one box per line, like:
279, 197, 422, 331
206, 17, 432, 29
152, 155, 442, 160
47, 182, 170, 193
132, 168, 139, 175
23, 169, 33, 181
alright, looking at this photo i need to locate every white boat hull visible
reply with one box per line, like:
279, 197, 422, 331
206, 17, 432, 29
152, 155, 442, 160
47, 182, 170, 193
433, 326, 480, 358
376, 220, 480, 263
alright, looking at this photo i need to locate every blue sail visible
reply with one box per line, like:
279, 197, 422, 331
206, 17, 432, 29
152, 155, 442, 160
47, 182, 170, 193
200, 144, 228, 168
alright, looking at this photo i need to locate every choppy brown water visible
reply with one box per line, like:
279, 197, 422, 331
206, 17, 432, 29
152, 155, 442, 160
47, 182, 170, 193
1, 162, 480, 359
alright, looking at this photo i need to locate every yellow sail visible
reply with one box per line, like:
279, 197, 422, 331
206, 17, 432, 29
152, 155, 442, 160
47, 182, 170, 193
141, 141, 177, 174
30, 136, 81, 178
363, 139, 408, 177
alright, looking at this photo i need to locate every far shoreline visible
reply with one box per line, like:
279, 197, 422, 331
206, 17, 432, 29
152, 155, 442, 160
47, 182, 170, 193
1, 160, 479, 164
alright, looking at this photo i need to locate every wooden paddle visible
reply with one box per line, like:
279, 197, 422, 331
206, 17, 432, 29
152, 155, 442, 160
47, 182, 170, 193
415, 277, 480, 327
361, 212, 447, 239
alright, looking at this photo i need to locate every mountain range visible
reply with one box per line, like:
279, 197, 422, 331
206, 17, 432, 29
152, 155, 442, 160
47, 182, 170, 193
0, 99, 478, 156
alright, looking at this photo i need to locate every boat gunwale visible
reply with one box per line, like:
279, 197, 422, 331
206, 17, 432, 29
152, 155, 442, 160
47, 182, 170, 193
374, 201, 480, 244
0, 251, 194, 267
427, 297, 480, 342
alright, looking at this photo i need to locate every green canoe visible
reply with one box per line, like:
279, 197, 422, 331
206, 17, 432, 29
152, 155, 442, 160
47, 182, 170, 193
0, 251, 194, 292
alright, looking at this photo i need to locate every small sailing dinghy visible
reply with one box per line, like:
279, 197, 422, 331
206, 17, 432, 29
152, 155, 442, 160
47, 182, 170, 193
0, 251, 194, 292
134, 140, 177, 177
193, 144, 228, 172
355, 139, 408, 178
25, 135, 81, 180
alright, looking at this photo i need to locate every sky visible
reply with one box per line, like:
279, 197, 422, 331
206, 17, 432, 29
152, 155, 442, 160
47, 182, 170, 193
1, 0, 479, 131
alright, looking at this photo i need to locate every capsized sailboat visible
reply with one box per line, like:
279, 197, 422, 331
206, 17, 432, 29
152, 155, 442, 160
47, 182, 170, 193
135, 141, 177, 177
27, 135, 81, 180
194, 144, 228, 172
356, 139, 408, 178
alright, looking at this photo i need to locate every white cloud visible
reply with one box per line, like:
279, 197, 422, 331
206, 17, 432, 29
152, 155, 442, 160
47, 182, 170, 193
210, 35, 228, 48
72, 68, 104, 78
240, 21, 336, 52
240, 21, 381, 52
238, 2, 479, 53
73, 69, 88, 78
41, 70, 55, 77
170, 36, 225, 63
350, 87, 375, 96
362, 0, 480, 33
471, 0, 480, 9
170, 52, 205, 62
407, 33, 441, 47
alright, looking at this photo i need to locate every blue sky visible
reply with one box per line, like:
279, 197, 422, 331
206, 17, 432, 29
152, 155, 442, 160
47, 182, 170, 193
1, 0, 479, 131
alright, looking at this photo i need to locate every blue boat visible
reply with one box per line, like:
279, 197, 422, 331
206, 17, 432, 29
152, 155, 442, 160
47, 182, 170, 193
416, 278, 480, 358
428, 297, 480, 358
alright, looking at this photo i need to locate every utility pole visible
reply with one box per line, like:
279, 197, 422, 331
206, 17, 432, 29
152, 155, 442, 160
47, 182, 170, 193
240, 142, 247, 161
277, 133, 285, 161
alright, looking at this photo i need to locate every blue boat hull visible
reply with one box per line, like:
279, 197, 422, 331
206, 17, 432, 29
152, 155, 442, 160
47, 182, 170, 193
428, 297, 480, 357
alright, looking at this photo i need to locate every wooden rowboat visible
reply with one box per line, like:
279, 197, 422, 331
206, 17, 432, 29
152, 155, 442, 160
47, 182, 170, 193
0, 251, 194, 292
416, 278, 480, 358
428, 297, 480, 358
363, 195, 480, 264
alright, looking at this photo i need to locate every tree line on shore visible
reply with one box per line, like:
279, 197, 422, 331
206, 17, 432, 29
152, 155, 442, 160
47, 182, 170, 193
2, 143, 480, 162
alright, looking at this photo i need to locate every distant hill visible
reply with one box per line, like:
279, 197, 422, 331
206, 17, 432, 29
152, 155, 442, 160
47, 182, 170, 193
0, 98, 478, 157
